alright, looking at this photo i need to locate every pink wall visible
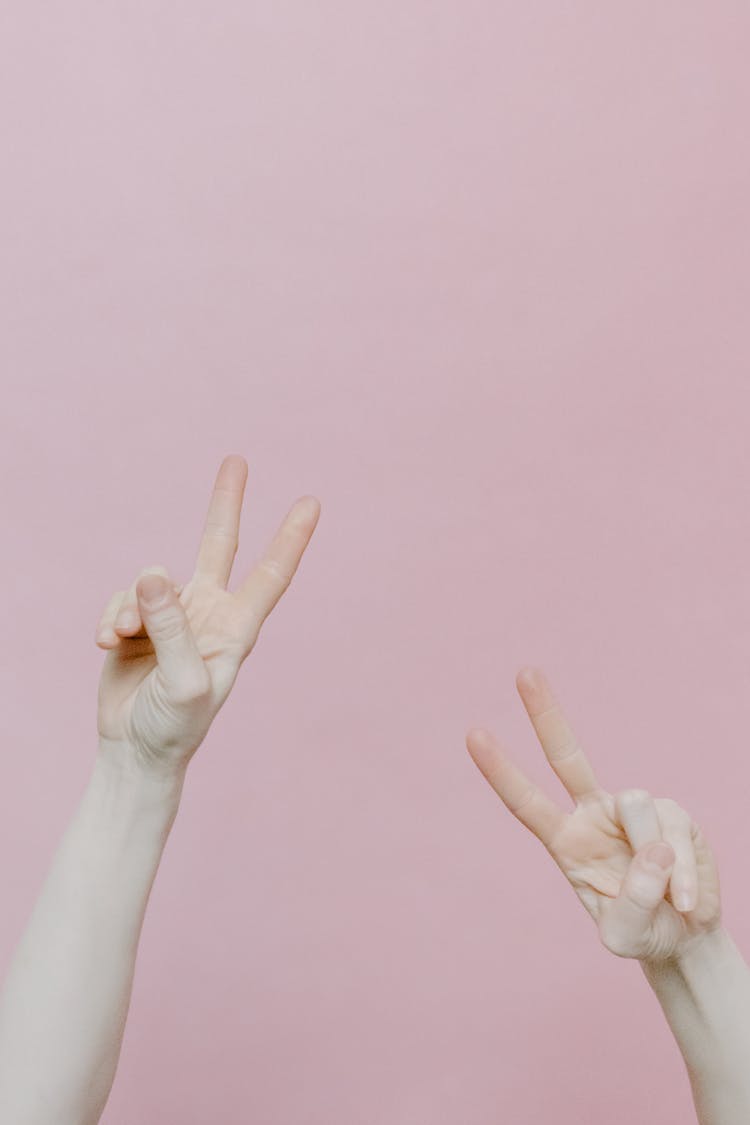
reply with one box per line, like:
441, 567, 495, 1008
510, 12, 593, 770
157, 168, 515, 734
1, 3, 749, 1121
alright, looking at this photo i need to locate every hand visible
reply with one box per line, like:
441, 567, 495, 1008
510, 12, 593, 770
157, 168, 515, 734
95, 454, 321, 781
466, 668, 721, 963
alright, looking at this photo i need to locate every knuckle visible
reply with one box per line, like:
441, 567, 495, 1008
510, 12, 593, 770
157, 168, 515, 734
151, 610, 186, 642
627, 883, 653, 911
103, 590, 126, 614
172, 673, 211, 706
258, 557, 292, 590
656, 799, 693, 836
656, 797, 683, 819
617, 787, 651, 806
205, 522, 239, 554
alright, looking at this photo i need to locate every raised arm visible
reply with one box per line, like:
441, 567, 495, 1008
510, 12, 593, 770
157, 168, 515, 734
466, 667, 750, 1124
0, 454, 320, 1125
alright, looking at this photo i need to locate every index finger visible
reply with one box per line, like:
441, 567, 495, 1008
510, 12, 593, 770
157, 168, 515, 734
466, 727, 566, 849
515, 667, 600, 802
194, 454, 249, 587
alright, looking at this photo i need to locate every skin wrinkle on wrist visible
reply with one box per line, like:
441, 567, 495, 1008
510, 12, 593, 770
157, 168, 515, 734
87, 747, 186, 854
641, 926, 750, 1075
644, 925, 732, 978
95, 738, 187, 807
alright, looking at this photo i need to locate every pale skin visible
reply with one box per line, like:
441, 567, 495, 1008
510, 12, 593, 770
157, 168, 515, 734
466, 667, 750, 1124
0, 454, 320, 1125
1, 462, 748, 1125
96, 454, 321, 780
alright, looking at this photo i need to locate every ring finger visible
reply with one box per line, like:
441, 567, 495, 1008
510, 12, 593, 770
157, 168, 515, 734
96, 590, 127, 648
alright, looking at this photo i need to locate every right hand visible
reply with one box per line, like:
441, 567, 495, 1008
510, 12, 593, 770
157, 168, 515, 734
94, 454, 321, 781
466, 667, 722, 963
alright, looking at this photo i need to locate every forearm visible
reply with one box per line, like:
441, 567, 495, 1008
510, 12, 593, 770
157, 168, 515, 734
642, 927, 750, 1124
0, 748, 185, 1125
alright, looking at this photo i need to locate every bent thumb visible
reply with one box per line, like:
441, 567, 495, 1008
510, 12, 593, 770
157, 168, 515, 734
600, 842, 675, 957
136, 573, 208, 700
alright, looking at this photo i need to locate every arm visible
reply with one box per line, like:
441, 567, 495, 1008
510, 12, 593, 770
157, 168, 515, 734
0, 756, 184, 1125
0, 454, 320, 1125
466, 666, 750, 1125
642, 928, 750, 1122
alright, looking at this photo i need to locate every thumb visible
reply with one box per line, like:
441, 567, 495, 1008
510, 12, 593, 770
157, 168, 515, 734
599, 842, 675, 957
135, 573, 210, 702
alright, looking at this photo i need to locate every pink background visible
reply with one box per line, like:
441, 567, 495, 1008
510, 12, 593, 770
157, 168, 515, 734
1, 3, 749, 1122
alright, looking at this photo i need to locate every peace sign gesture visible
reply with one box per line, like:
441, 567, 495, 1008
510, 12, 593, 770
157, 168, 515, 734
466, 668, 721, 963
95, 455, 320, 782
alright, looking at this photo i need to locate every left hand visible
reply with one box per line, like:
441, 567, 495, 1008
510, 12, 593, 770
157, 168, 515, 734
466, 668, 721, 963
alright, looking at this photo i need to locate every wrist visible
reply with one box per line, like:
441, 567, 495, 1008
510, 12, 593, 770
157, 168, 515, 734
641, 923, 750, 1040
641, 924, 750, 1095
642, 924, 730, 977
94, 738, 187, 818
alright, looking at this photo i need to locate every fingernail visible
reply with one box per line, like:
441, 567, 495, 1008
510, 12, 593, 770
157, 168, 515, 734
138, 574, 169, 608
675, 889, 693, 913
290, 496, 320, 526
116, 611, 138, 631
644, 842, 673, 870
